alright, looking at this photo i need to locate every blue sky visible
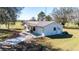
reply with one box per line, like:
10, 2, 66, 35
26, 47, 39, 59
18, 7, 54, 20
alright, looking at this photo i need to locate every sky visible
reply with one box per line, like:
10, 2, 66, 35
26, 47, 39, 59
18, 7, 54, 20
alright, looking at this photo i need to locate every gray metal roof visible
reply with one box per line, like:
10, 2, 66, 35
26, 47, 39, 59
26, 21, 56, 27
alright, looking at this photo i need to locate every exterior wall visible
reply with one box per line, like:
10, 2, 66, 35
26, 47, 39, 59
25, 22, 63, 36
43, 23, 63, 36
33, 27, 43, 35
33, 23, 63, 36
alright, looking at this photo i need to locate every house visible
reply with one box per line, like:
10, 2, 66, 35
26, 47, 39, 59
23, 21, 63, 36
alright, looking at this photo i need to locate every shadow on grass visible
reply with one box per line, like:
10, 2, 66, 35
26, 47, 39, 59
65, 27, 79, 29
0, 29, 12, 34
0, 41, 63, 51
47, 32, 73, 39
51, 48, 63, 51
0, 29, 22, 32
0, 29, 22, 41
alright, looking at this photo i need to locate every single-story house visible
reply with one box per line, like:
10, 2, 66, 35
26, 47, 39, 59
24, 21, 63, 36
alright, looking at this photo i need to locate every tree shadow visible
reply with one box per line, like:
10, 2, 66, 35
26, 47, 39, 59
0, 41, 63, 51
50, 48, 63, 51
0, 29, 21, 41
0, 29, 11, 34
65, 27, 79, 29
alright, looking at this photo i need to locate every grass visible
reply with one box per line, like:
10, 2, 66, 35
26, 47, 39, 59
65, 23, 79, 28
0, 22, 23, 30
0, 22, 79, 51
37, 28, 79, 51
0, 22, 23, 41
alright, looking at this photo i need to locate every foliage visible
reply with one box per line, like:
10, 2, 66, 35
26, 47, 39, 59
0, 7, 23, 29
52, 7, 73, 26
51, 7, 79, 27
45, 15, 52, 21
37, 11, 46, 21
71, 8, 79, 26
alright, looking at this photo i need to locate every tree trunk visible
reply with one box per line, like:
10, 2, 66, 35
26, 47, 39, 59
5, 23, 10, 29
78, 23, 79, 27
0, 24, 1, 29
7, 23, 10, 29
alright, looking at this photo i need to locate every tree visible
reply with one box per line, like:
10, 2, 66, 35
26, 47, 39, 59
45, 15, 52, 21
71, 8, 79, 26
52, 7, 73, 26
0, 7, 23, 29
37, 11, 46, 21
74, 19, 79, 26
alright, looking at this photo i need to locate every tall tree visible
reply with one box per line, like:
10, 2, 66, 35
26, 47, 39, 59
52, 7, 73, 26
45, 15, 52, 21
72, 8, 79, 26
37, 11, 46, 21
0, 7, 23, 29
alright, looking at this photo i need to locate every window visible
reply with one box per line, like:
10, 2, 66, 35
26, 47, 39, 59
33, 27, 35, 31
53, 27, 56, 31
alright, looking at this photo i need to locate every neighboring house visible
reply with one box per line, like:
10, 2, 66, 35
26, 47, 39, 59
24, 21, 63, 36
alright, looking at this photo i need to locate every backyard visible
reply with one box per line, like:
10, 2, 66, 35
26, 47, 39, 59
0, 22, 79, 51
0, 21, 23, 41
36, 23, 79, 51
37, 28, 79, 51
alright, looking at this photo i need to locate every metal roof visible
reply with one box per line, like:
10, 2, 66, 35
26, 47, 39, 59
26, 21, 56, 27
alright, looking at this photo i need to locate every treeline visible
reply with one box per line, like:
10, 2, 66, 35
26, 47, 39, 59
30, 7, 79, 27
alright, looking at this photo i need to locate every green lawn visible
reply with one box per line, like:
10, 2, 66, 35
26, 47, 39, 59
0, 22, 79, 51
0, 22, 23, 30
0, 22, 23, 41
37, 29, 79, 51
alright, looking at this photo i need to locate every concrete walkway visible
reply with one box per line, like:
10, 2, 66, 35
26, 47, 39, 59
0, 31, 45, 46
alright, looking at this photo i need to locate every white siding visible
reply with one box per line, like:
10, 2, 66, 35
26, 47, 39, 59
43, 23, 63, 36
33, 27, 42, 35
32, 23, 63, 36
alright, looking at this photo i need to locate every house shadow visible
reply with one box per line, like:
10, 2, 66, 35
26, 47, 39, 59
47, 32, 73, 39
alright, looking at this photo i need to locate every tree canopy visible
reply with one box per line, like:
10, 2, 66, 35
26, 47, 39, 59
37, 11, 46, 21
45, 15, 52, 21
0, 7, 23, 29
52, 7, 75, 26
